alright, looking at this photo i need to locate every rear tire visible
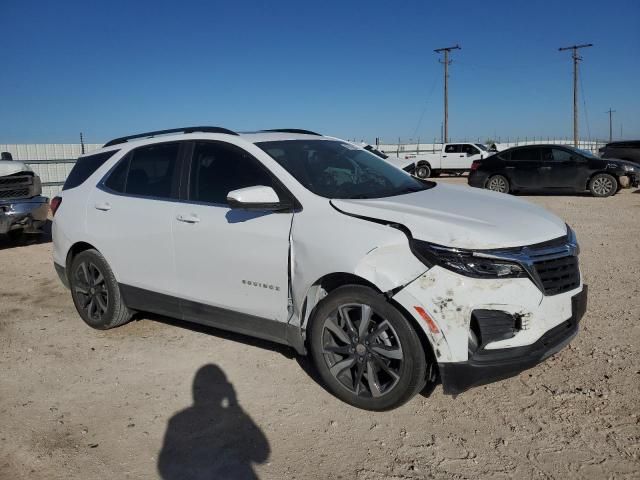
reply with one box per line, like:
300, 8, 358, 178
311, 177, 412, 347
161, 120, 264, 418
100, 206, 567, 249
309, 285, 427, 411
69, 249, 132, 329
589, 173, 617, 197
415, 163, 431, 179
486, 174, 510, 194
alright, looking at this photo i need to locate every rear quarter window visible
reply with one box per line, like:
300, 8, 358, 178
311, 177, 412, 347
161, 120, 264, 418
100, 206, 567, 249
63, 150, 119, 190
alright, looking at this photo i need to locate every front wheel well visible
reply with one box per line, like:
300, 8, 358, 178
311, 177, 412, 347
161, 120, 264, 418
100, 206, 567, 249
586, 171, 620, 190
416, 160, 431, 167
301, 273, 439, 386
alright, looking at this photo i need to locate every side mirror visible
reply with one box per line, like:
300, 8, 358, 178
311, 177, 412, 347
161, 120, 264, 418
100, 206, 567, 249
227, 185, 288, 211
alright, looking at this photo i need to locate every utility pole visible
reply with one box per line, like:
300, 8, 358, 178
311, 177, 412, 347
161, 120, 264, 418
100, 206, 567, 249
605, 108, 616, 142
434, 44, 460, 143
80, 132, 85, 154
558, 43, 593, 147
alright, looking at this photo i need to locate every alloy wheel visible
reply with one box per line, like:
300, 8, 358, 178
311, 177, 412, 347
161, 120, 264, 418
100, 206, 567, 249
320, 303, 404, 398
487, 176, 508, 193
73, 261, 109, 322
592, 176, 614, 196
416, 166, 430, 178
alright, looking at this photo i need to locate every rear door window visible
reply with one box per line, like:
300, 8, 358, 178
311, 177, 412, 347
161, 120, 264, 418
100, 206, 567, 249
511, 148, 540, 162
103, 142, 181, 199
444, 144, 462, 153
63, 150, 119, 190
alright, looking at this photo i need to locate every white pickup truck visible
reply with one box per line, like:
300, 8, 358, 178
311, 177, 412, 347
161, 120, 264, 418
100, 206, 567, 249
0, 152, 49, 241
388, 143, 490, 178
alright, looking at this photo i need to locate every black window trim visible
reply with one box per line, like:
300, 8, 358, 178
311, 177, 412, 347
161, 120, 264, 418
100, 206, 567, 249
97, 140, 189, 203
181, 140, 302, 212
63, 149, 121, 191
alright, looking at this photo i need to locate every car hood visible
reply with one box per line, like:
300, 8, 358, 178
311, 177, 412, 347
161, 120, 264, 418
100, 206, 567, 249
332, 183, 567, 250
604, 158, 640, 169
0, 160, 32, 176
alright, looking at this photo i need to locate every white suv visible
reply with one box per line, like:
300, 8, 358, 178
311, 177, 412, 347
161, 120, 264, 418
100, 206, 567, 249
52, 127, 587, 410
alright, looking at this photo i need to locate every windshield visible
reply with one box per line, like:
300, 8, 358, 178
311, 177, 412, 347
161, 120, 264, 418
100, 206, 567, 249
475, 143, 488, 151
570, 147, 599, 159
257, 139, 434, 199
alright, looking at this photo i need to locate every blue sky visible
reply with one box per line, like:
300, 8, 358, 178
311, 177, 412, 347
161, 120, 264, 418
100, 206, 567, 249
1, 0, 639, 144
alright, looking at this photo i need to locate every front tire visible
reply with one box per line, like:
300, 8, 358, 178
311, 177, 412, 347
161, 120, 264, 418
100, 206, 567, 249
486, 174, 510, 194
69, 249, 132, 329
589, 173, 617, 197
309, 286, 427, 411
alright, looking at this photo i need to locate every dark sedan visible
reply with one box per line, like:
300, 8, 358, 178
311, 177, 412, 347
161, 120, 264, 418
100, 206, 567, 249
599, 141, 640, 166
468, 144, 639, 197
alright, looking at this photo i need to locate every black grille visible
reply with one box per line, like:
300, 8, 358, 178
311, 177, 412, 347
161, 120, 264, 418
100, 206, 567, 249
0, 188, 30, 199
0, 175, 32, 187
533, 255, 580, 295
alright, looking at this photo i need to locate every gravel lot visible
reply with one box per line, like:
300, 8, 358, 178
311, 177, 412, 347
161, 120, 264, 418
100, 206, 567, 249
1, 178, 639, 479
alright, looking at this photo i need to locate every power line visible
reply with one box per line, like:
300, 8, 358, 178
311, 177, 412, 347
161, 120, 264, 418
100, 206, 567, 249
558, 43, 593, 147
579, 72, 591, 143
434, 44, 461, 143
411, 73, 440, 140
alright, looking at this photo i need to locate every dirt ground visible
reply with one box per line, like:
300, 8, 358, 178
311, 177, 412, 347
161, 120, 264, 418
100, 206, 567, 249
1, 178, 639, 480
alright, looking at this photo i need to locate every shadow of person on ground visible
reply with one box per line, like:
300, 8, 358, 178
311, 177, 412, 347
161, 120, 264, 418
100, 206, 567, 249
158, 364, 270, 480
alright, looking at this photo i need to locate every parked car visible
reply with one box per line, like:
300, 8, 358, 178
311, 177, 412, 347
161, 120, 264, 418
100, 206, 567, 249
468, 144, 639, 197
0, 152, 49, 241
598, 141, 640, 166
52, 127, 587, 410
358, 143, 417, 176
404, 142, 489, 178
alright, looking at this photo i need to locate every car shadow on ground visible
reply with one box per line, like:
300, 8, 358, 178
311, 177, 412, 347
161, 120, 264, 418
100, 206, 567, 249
142, 313, 296, 359
142, 314, 439, 405
516, 191, 595, 197
0, 219, 52, 250
157, 363, 270, 480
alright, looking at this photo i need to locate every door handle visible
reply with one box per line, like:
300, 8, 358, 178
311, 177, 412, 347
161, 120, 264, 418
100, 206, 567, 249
94, 202, 111, 211
176, 213, 200, 224
539, 166, 552, 170
442, 155, 447, 158
505, 166, 515, 169
459, 155, 465, 157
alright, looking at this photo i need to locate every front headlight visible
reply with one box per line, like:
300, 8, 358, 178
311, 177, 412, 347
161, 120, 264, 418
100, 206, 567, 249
410, 240, 526, 279
566, 224, 580, 255
622, 165, 635, 172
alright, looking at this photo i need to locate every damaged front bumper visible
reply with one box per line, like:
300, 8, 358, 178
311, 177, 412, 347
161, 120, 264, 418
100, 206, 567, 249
392, 264, 587, 395
439, 286, 587, 394
0, 196, 49, 234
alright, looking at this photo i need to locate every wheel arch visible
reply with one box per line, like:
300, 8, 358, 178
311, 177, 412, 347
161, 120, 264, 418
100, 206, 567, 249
300, 272, 381, 330
65, 241, 99, 276
586, 170, 620, 191
299, 272, 438, 384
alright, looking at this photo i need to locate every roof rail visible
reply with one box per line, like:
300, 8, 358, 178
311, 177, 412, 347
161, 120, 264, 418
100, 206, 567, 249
260, 129, 322, 136
103, 126, 238, 147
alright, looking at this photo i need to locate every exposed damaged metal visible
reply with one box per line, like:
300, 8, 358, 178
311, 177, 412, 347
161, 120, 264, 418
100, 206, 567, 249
0, 158, 49, 237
